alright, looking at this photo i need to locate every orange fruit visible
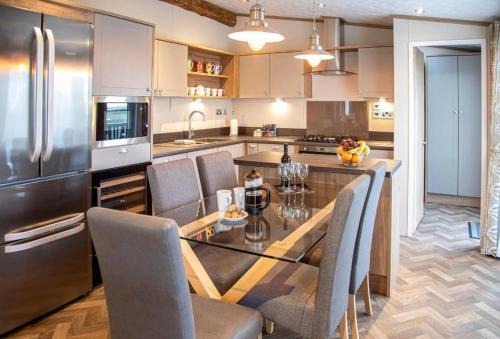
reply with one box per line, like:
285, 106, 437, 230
351, 154, 362, 164
337, 146, 344, 155
341, 152, 353, 163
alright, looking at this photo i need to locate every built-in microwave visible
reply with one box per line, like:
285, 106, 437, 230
92, 96, 150, 149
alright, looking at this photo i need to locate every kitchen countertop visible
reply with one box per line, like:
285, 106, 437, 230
152, 136, 394, 159
234, 151, 401, 178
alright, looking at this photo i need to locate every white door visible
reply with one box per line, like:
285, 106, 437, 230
427, 56, 459, 195
414, 48, 426, 229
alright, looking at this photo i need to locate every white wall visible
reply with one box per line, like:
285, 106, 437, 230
153, 97, 233, 134
233, 98, 306, 129
393, 18, 487, 236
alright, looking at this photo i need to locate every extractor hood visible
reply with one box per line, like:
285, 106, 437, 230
310, 17, 355, 76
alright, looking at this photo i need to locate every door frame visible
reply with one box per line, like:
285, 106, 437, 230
407, 38, 487, 236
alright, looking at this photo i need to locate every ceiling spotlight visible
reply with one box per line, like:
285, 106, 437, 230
415, 7, 425, 15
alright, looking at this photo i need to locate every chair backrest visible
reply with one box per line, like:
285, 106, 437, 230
312, 174, 371, 339
147, 158, 201, 214
350, 162, 387, 293
87, 207, 195, 339
196, 151, 238, 197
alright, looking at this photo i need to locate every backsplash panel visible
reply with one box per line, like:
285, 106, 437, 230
306, 101, 369, 138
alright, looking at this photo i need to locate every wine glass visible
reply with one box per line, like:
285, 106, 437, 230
299, 164, 309, 192
277, 163, 285, 191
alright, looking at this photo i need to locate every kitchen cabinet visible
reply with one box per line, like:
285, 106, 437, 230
93, 13, 153, 96
154, 40, 188, 97
367, 150, 393, 159
239, 54, 270, 98
427, 55, 481, 198
252, 143, 296, 154
358, 47, 393, 99
152, 152, 187, 165
270, 52, 305, 98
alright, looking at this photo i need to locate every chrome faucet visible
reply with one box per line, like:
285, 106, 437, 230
188, 110, 206, 139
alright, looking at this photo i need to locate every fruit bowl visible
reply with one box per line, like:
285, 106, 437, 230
336, 139, 370, 167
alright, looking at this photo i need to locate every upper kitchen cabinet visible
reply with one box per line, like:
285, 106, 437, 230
270, 52, 310, 98
93, 14, 153, 96
154, 40, 188, 97
358, 47, 394, 99
239, 54, 270, 98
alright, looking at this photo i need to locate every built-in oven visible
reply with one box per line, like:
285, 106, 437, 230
298, 145, 339, 155
91, 97, 151, 171
93, 96, 150, 149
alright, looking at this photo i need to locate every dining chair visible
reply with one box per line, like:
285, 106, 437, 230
196, 151, 239, 197
147, 159, 258, 294
147, 158, 201, 213
303, 162, 387, 339
238, 174, 371, 339
88, 207, 263, 339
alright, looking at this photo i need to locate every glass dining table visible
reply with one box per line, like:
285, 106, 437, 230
158, 181, 343, 302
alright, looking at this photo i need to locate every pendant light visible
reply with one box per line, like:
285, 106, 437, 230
295, 0, 334, 67
228, 1, 284, 52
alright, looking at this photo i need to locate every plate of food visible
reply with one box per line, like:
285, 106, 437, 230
221, 205, 248, 222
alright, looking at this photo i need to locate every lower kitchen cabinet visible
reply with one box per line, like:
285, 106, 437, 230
367, 149, 393, 159
152, 152, 187, 164
254, 143, 296, 154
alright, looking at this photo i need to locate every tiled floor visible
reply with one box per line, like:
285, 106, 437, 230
7, 204, 500, 339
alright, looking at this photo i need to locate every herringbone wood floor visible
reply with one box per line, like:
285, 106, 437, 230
6, 204, 500, 339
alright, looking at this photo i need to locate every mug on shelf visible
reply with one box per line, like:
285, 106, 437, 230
195, 60, 203, 72
187, 59, 194, 72
188, 87, 196, 96
213, 65, 222, 75
205, 62, 214, 74
217, 190, 232, 212
211, 88, 218, 96
217, 88, 224, 97
196, 85, 205, 96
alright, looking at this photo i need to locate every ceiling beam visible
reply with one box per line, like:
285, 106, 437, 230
160, 0, 237, 27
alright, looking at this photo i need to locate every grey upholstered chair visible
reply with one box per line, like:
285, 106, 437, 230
304, 162, 387, 339
147, 158, 201, 213
238, 174, 371, 339
147, 159, 258, 294
88, 207, 263, 339
196, 151, 239, 197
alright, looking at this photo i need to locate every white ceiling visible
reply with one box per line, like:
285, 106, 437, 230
206, 0, 500, 26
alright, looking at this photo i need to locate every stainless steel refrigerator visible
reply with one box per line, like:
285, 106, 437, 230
0, 5, 93, 334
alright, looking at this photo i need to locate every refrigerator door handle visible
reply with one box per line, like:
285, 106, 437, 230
30, 27, 44, 163
4, 213, 85, 242
42, 28, 55, 162
4, 223, 85, 254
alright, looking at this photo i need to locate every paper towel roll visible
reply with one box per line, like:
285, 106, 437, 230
230, 118, 238, 136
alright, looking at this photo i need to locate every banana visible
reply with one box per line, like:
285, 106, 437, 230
348, 146, 360, 154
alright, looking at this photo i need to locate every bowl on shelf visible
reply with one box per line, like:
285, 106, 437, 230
336, 139, 370, 167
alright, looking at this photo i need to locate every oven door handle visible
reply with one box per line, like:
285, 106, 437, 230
4, 213, 85, 242
4, 223, 85, 254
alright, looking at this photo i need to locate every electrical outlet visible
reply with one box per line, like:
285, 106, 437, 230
216, 109, 223, 116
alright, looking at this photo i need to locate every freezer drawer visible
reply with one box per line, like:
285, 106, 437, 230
0, 222, 92, 334
0, 173, 91, 244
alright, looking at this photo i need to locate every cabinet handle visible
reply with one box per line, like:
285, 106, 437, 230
453, 110, 458, 115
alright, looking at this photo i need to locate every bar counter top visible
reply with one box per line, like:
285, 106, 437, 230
233, 151, 401, 178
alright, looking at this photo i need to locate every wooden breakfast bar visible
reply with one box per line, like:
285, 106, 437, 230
234, 151, 402, 297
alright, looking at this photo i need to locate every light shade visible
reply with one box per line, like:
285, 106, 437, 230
228, 3, 284, 52
295, 32, 334, 67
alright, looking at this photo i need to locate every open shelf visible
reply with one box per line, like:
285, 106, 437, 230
188, 95, 230, 99
188, 71, 229, 79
